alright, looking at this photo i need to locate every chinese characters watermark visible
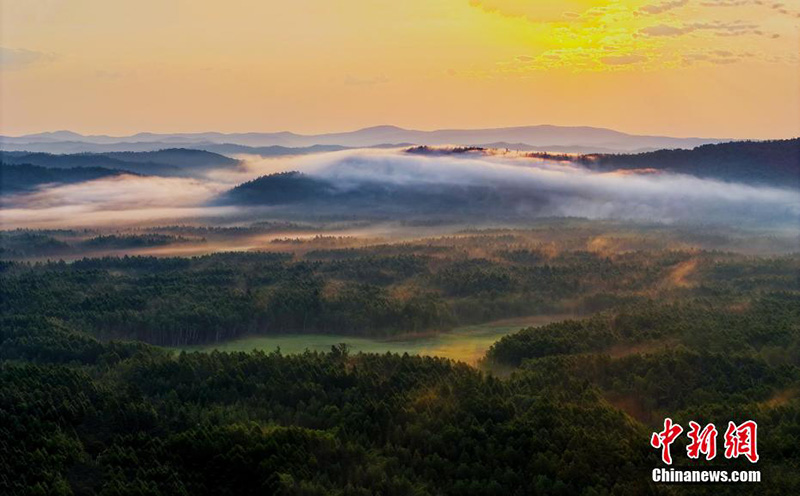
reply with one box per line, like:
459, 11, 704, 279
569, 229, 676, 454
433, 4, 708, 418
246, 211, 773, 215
651, 418, 758, 465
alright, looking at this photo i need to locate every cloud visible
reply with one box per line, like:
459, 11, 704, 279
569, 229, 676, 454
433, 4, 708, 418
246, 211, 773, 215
498, 45, 659, 74
10, 175, 224, 210
703, 0, 800, 17
682, 49, 754, 65
640, 24, 693, 36
0, 47, 56, 71
468, 0, 614, 23
600, 54, 648, 65
639, 20, 763, 37
639, 0, 689, 15
472, 0, 790, 75
0, 175, 237, 229
701, 0, 751, 5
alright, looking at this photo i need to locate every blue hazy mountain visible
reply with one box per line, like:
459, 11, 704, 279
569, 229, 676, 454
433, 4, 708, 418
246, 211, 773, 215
1, 125, 726, 153
0, 149, 239, 177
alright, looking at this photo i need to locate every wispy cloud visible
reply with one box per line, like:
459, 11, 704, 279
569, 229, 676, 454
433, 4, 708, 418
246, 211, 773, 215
639, 0, 690, 15
468, 0, 610, 23
0, 175, 236, 229
701, 0, 751, 5
0, 47, 56, 71
639, 20, 764, 37
683, 49, 754, 65
469, 0, 792, 74
600, 54, 647, 65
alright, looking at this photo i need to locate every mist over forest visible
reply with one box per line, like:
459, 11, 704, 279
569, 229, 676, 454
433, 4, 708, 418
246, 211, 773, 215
4, 0, 800, 490
2, 137, 798, 232
1, 128, 799, 495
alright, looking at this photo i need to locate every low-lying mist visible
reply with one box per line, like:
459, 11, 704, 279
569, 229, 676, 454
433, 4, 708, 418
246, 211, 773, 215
258, 148, 800, 227
1, 147, 798, 230
0, 175, 237, 229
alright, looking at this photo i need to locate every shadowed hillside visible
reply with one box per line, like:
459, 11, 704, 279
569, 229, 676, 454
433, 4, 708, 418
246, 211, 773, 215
0, 148, 239, 177
0, 163, 130, 192
576, 139, 800, 187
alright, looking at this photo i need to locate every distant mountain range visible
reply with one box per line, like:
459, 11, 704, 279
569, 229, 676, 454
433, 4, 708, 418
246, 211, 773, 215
0, 149, 240, 178
1, 125, 727, 154
0, 141, 412, 156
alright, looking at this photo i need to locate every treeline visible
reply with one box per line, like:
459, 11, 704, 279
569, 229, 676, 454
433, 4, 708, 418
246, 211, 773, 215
2, 301, 799, 494
486, 293, 800, 367
1, 232, 799, 493
480, 294, 800, 493
0, 148, 239, 177
2, 246, 797, 346
577, 139, 800, 187
0, 253, 453, 345
0, 231, 203, 258
0, 163, 125, 193
0, 315, 657, 495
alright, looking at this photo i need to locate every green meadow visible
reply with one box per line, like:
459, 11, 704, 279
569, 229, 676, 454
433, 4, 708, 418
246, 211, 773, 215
176, 315, 568, 365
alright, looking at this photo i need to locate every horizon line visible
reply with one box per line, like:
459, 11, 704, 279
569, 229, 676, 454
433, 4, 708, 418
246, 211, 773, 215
0, 123, 737, 141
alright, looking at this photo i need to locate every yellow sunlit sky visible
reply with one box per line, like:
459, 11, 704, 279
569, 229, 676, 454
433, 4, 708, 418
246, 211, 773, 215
1, 0, 798, 138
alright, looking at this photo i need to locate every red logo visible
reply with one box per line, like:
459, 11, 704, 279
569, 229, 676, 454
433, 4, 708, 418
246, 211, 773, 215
686, 421, 718, 460
724, 421, 759, 463
651, 418, 684, 465
651, 419, 758, 465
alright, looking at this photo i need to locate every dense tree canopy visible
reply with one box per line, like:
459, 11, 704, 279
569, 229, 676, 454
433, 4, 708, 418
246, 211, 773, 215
1, 227, 798, 494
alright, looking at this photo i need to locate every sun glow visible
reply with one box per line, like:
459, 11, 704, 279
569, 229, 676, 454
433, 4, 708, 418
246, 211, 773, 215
1, 0, 797, 137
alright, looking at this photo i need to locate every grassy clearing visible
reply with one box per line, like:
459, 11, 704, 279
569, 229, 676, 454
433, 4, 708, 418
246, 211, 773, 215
175, 314, 570, 365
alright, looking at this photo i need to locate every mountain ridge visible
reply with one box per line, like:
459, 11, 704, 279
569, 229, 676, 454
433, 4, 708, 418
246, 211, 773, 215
0, 148, 239, 178
1, 124, 729, 152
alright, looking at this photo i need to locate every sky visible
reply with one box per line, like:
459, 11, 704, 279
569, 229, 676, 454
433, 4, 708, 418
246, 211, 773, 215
1, 0, 798, 139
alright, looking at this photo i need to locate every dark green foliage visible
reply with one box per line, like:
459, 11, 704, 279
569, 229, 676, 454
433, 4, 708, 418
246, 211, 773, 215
2, 246, 797, 347
80, 234, 195, 250
578, 139, 800, 187
0, 163, 125, 193
0, 253, 456, 345
486, 295, 800, 367
0, 342, 658, 495
1, 230, 799, 494
0, 231, 74, 258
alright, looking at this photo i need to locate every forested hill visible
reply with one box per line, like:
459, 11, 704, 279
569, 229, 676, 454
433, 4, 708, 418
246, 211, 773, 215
222, 171, 336, 205
0, 148, 239, 177
0, 163, 130, 193
576, 139, 800, 187
219, 171, 549, 215
101, 148, 240, 169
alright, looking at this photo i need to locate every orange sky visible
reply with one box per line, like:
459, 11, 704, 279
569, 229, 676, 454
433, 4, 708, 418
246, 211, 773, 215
1, 0, 798, 138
